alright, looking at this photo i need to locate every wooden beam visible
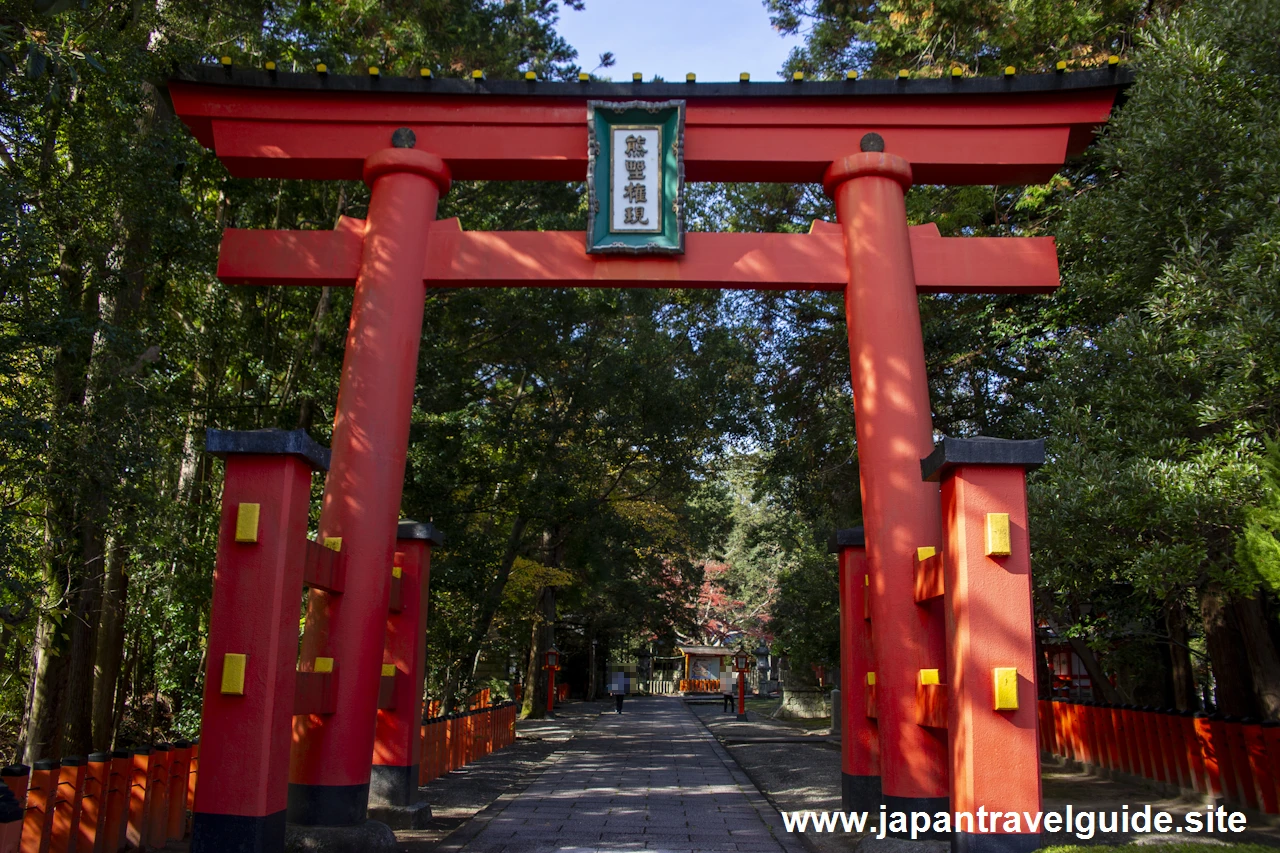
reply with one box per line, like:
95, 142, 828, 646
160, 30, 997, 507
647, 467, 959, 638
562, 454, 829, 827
170, 71, 1125, 185
217, 218, 1059, 294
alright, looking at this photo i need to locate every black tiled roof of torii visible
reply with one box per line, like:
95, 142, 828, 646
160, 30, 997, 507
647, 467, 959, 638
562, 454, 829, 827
172, 64, 1134, 99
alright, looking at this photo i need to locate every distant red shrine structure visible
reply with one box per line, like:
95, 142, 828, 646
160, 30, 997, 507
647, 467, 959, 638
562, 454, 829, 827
169, 65, 1130, 853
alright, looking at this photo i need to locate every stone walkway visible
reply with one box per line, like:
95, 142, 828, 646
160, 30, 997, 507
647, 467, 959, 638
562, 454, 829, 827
441, 696, 806, 853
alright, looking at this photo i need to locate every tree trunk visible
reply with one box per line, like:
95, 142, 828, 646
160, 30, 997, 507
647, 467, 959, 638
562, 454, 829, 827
24, 611, 69, 763
1200, 583, 1258, 716
521, 585, 556, 719
63, 487, 110, 754
1164, 597, 1197, 712
1034, 589, 1120, 703
93, 539, 130, 749
1233, 593, 1280, 721
467, 516, 528, 683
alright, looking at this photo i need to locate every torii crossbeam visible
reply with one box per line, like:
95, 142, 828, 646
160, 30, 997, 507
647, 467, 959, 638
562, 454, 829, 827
170, 66, 1129, 853
218, 217, 1060, 293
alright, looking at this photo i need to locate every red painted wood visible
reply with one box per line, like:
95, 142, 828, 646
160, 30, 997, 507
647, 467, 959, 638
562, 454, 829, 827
20, 763, 53, 853
291, 148, 448, 809
47, 761, 79, 853
838, 546, 879, 779
1210, 717, 1235, 800
1224, 719, 1258, 808
166, 745, 189, 842
125, 751, 148, 850
145, 746, 169, 848
1194, 715, 1222, 797
1262, 723, 1280, 815
101, 755, 130, 853
1142, 710, 1167, 783
372, 536, 434, 786
75, 757, 106, 853
829, 151, 948, 806
292, 672, 338, 716
1164, 712, 1191, 789
912, 551, 944, 602
1080, 704, 1099, 766
941, 463, 1041, 824
302, 539, 346, 593
1097, 706, 1119, 770
917, 684, 948, 729
217, 219, 1060, 295
1036, 700, 1055, 755
168, 83, 1120, 184
1183, 715, 1207, 793
193, 452, 313, 825
1243, 722, 1276, 814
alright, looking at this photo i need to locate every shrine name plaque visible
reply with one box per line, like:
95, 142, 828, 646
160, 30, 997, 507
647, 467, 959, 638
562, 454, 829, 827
586, 100, 685, 254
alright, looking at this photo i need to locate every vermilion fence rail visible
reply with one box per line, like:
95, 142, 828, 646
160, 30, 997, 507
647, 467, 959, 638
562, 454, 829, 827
0, 740, 200, 853
679, 679, 720, 693
0, 701, 522, 851
419, 703, 518, 785
1040, 699, 1280, 814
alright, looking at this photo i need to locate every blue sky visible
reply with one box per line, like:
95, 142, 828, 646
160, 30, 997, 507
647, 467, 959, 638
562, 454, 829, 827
554, 0, 804, 83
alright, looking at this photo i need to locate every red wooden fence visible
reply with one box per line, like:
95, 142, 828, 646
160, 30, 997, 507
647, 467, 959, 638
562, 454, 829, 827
1, 740, 199, 853
1040, 699, 1280, 814
0, 701, 521, 852
418, 703, 519, 786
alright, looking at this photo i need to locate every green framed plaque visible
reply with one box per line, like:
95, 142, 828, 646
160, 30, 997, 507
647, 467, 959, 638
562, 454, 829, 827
586, 100, 685, 254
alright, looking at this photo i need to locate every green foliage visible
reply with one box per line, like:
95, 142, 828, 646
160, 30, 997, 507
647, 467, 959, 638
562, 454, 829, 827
1238, 439, 1280, 596
763, 0, 1169, 79
1031, 0, 1280, 606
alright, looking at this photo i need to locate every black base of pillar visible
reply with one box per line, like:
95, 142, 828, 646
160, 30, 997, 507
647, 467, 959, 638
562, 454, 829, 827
367, 800, 431, 830
368, 763, 419, 807
952, 833, 1040, 853
192, 810, 287, 853
736, 713, 748, 721
842, 773, 882, 812
883, 795, 951, 840
284, 820, 397, 853
286, 782, 370, 826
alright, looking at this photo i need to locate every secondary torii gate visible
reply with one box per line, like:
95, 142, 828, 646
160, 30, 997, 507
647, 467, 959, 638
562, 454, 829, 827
169, 65, 1128, 853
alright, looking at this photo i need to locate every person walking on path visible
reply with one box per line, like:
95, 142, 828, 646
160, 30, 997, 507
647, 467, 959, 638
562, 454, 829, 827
721, 670, 736, 713
608, 669, 627, 713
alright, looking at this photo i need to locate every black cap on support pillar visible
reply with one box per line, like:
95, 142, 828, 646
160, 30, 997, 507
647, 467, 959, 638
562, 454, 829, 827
396, 519, 444, 545
920, 436, 1044, 482
206, 428, 332, 471
827, 526, 866, 553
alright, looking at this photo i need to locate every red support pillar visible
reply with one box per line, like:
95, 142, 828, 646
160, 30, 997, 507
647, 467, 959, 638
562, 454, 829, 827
78, 753, 108, 853
925, 436, 1045, 853
167, 741, 191, 843
368, 520, 442, 829
191, 429, 329, 853
101, 751, 130, 853
736, 669, 747, 722
290, 136, 450, 839
834, 527, 881, 811
825, 135, 948, 828
0, 776, 20, 853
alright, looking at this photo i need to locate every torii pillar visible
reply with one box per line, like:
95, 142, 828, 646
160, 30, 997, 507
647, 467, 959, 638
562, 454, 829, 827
833, 526, 880, 810
826, 134, 949, 831
287, 132, 449, 850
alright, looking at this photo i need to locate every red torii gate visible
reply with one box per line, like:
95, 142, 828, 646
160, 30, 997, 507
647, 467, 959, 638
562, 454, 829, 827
170, 66, 1128, 853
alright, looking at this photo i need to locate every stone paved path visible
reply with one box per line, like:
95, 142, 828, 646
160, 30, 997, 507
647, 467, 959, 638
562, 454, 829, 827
446, 697, 806, 853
